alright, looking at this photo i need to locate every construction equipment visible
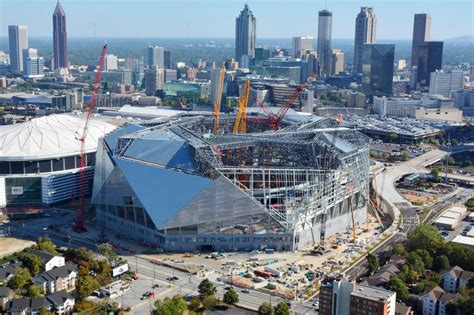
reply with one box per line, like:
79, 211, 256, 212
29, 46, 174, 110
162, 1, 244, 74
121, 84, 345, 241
213, 65, 226, 134
233, 80, 250, 135
254, 84, 307, 130
73, 43, 108, 232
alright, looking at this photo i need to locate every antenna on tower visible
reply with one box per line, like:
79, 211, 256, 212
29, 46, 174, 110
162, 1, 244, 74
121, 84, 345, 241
325, 0, 328, 10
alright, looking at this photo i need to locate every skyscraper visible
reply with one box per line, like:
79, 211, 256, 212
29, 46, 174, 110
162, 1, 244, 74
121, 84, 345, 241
53, 0, 68, 69
22, 48, 37, 73
292, 36, 314, 58
362, 44, 395, 97
411, 14, 431, 68
145, 66, 165, 96
416, 41, 443, 87
104, 54, 118, 71
235, 4, 256, 65
164, 50, 172, 69
317, 10, 333, 77
353, 7, 376, 75
331, 49, 344, 75
8, 25, 28, 73
148, 45, 165, 68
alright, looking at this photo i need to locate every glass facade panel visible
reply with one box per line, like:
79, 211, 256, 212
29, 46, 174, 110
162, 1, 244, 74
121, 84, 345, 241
10, 162, 23, 174
0, 162, 9, 174
52, 159, 64, 172
64, 156, 76, 169
39, 160, 52, 173
24, 161, 38, 174
5, 177, 42, 205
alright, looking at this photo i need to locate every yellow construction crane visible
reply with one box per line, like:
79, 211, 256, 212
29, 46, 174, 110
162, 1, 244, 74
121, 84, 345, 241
233, 80, 250, 135
213, 65, 226, 134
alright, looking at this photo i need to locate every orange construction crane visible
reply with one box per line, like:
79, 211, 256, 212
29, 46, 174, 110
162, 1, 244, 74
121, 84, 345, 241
254, 84, 307, 130
213, 65, 226, 134
73, 43, 108, 232
233, 80, 250, 135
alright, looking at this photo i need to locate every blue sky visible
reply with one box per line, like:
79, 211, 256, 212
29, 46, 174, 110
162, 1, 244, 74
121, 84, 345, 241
0, 0, 472, 39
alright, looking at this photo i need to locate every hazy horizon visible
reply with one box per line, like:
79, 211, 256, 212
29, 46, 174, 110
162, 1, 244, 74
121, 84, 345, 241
1, 0, 472, 40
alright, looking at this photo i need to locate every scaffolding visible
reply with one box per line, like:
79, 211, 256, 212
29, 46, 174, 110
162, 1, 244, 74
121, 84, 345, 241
113, 114, 371, 248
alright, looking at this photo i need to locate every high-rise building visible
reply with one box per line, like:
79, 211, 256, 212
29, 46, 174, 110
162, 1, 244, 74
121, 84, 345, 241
362, 44, 395, 97
148, 45, 165, 68
411, 14, 431, 68
145, 66, 165, 96
22, 48, 37, 72
416, 41, 443, 87
292, 36, 314, 58
317, 10, 333, 77
319, 280, 396, 315
353, 7, 376, 75
164, 50, 172, 69
125, 57, 145, 87
53, 0, 68, 69
429, 70, 464, 97
331, 49, 344, 75
452, 89, 474, 116
8, 25, 28, 73
104, 54, 118, 71
397, 59, 406, 70
24, 56, 45, 79
347, 92, 366, 108
254, 48, 270, 65
210, 67, 224, 104
235, 4, 256, 65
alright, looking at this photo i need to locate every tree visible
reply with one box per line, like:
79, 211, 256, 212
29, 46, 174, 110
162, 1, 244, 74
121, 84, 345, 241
202, 295, 217, 310
8, 267, 32, 290
431, 167, 442, 183
402, 151, 409, 161
155, 295, 187, 315
389, 133, 398, 143
466, 198, 474, 208
77, 275, 100, 299
407, 225, 444, 254
258, 302, 274, 315
36, 237, 57, 254
407, 252, 425, 274
462, 160, 472, 168
198, 279, 216, 299
274, 302, 290, 315
468, 276, 474, 289
433, 255, 450, 272
391, 243, 406, 256
26, 285, 44, 297
39, 307, 53, 315
171, 295, 187, 314
18, 252, 42, 275
388, 276, 409, 300
414, 249, 433, 269
97, 243, 117, 263
223, 289, 239, 305
367, 253, 379, 275
188, 297, 201, 312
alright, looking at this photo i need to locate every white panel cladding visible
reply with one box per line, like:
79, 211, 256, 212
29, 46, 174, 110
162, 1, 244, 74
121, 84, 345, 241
41, 168, 94, 205
0, 177, 5, 207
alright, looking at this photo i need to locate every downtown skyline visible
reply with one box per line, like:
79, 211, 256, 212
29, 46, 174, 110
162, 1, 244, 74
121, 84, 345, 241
0, 0, 472, 40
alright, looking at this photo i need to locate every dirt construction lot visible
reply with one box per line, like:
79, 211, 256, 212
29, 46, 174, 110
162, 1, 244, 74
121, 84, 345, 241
0, 238, 34, 258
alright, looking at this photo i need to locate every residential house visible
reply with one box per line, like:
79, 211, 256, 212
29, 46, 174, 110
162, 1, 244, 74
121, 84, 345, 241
46, 292, 75, 315
29, 249, 65, 272
419, 286, 459, 315
5, 292, 74, 315
34, 263, 78, 294
365, 255, 405, 287
0, 262, 21, 286
395, 303, 413, 315
442, 265, 474, 293
0, 287, 13, 311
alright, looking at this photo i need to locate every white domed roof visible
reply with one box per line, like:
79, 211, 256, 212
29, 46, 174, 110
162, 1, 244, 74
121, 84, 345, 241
0, 114, 117, 161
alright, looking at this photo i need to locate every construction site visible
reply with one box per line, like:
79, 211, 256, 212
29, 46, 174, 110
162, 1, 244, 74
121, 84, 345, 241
92, 70, 375, 252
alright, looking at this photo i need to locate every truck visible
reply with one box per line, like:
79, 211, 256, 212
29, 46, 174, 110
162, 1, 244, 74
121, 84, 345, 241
254, 270, 273, 279
264, 266, 282, 278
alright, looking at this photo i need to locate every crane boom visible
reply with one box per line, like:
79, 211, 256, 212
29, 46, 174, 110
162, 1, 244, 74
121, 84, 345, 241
74, 43, 108, 232
213, 65, 226, 134
233, 80, 250, 135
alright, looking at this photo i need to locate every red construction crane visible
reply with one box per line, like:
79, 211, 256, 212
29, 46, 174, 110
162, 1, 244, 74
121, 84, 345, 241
254, 84, 307, 129
73, 43, 108, 232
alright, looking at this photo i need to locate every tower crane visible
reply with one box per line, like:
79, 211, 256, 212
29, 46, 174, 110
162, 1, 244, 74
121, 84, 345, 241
233, 80, 250, 135
73, 43, 108, 232
254, 84, 307, 130
213, 65, 226, 134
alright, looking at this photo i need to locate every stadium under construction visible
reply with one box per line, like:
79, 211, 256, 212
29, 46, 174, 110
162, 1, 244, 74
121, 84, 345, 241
92, 113, 371, 252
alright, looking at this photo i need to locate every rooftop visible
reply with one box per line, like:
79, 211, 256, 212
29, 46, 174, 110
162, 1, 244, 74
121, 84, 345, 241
0, 113, 116, 161
351, 284, 395, 302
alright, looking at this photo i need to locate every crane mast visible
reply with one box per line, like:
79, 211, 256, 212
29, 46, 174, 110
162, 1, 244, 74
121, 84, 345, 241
73, 43, 108, 232
233, 80, 250, 135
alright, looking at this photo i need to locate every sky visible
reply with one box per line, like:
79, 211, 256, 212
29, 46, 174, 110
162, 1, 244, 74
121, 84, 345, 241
0, 0, 473, 39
